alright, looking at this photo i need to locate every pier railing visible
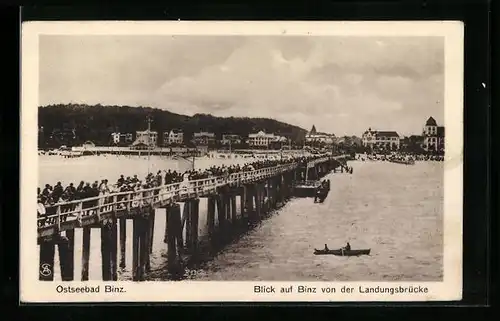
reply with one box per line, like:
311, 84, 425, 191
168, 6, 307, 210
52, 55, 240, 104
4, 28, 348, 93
37, 155, 341, 238
37, 162, 297, 235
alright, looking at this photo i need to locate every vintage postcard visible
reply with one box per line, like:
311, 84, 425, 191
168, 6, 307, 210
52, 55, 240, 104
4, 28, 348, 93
21, 21, 463, 302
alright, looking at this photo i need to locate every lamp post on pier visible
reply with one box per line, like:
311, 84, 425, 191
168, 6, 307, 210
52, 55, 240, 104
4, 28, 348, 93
146, 115, 153, 175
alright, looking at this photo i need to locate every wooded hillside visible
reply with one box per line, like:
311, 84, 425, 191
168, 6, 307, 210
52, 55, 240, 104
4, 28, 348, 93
38, 104, 307, 147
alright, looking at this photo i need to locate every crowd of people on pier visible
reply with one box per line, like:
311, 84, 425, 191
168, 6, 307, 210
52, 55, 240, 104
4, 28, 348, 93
37, 154, 328, 221
356, 152, 444, 162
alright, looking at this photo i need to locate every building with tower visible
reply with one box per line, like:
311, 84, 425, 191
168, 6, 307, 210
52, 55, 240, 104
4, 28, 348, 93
305, 125, 335, 146
422, 116, 445, 152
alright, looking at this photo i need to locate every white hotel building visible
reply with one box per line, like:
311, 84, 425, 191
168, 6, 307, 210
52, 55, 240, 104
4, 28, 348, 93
134, 129, 158, 147
361, 128, 400, 151
247, 131, 287, 148
163, 129, 184, 146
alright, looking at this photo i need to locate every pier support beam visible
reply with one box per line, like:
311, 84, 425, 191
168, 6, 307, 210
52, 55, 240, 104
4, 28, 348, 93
226, 195, 232, 222
254, 184, 262, 221
166, 204, 183, 277
110, 216, 118, 280
185, 199, 200, 254
216, 194, 227, 232
58, 230, 75, 281
141, 214, 150, 275
100, 221, 113, 281
240, 187, 246, 219
132, 217, 145, 281
183, 201, 191, 248
149, 209, 155, 255
191, 199, 200, 256
207, 196, 216, 247
231, 195, 237, 224
119, 218, 126, 268
245, 184, 254, 214
144, 209, 154, 273
81, 227, 91, 281
265, 180, 271, 211
39, 239, 55, 281
271, 177, 279, 208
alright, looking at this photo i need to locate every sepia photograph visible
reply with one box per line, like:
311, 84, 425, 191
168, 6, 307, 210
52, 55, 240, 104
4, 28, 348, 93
21, 21, 463, 302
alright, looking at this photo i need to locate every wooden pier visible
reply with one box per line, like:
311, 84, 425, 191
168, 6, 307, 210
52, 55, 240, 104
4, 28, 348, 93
37, 155, 348, 281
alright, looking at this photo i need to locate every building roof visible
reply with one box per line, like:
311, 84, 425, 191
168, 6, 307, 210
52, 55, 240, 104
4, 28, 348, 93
306, 133, 333, 138
437, 126, 445, 137
310, 125, 317, 134
137, 130, 157, 134
194, 132, 215, 137
425, 117, 437, 126
249, 131, 274, 138
375, 131, 400, 138
362, 129, 399, 137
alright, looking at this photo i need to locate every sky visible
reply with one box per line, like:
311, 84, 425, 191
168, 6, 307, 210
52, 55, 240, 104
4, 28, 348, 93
39, 35, 444, 136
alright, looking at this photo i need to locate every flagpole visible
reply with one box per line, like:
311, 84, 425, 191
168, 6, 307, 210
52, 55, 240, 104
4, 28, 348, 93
146, 115, 152, 175
192, 147, 195, 171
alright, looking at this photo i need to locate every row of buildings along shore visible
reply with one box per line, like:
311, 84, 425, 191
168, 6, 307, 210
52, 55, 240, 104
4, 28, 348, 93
110, 130, 291, 150
42, 116, 444, 154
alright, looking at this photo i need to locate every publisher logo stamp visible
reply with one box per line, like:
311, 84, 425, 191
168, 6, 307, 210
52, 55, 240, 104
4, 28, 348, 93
40, 263, 52, 277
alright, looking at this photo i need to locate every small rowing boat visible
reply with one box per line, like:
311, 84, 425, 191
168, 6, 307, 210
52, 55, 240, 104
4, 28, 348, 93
313, 248, 371, 256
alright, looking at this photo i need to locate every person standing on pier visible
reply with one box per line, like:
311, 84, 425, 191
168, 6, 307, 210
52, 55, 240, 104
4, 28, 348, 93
64, 182, 76, 197
52, 182, 63, 202
42, 184, 52, 199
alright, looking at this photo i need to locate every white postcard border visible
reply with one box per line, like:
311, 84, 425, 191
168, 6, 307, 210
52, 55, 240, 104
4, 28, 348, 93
21, 21, 463, 302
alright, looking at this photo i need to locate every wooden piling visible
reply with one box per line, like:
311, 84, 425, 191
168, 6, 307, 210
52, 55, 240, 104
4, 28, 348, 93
275, 177, 281, 205
166, 204, 182, 275
184, 201, 192, 249
132, 218, 140, 281
240, 187, 246, 218
101, 222, 112, 281
225, 194, 231, 222
39, 239, 55, 281
216, 195, 226, 230
207, 196, 216, 238
231, 195, 237, 224
140, 217, 149, 276
149, 209, 155, 254
110, 217, 118, 280
145, 209, 155, 273
81, 227, 91, 281
268, 179, 275, 208
246, 185, 256, 223
119, 218, 126, 268
190, 199, 200, 255
246, 185, 254, 213
163, 207, 169, 243
254, 184, 262, 221
58, 230, 75, 281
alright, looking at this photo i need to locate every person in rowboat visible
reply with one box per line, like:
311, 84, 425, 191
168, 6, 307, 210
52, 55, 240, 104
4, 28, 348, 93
343, 242, 351, 251
324, 244, 329, 251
